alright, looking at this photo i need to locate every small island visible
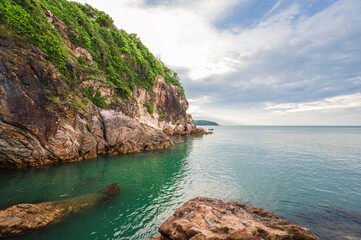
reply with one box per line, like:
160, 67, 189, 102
193, 120, 219, 126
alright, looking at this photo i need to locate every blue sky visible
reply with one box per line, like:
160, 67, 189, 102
76, 0, 361, 125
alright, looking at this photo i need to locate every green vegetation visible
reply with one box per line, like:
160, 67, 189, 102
0, 0, 67, 69
89, 91, 109, 109
74, 96, 87, 111
193, 120, 219, 126
82, 86, 109, 109
143, 102, 154, 115
0, 0, 184, 108
158, 109, 165, 121
48, 96, 60, 104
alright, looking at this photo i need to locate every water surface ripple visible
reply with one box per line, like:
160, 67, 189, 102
1, 126, 361, 239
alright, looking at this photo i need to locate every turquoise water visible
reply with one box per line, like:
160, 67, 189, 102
1, 126, 361, 239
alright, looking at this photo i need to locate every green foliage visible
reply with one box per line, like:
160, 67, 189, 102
89, 91, 109, 109
48, 103, 55, 110
70, 102, 78, 108
82, 86, 109, 109
0, 24, 28, 46
143, 102, 154, 115
0, 0, 185, 107
0, 0, 68, 69
48, 96, 59, 104
158, 109, 165, 121
74, 96, 87, 111
95, 12, 114, 28
116, 86, 131, 98
85, 75, 105, 82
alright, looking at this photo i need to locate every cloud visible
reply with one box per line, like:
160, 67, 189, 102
75, 0, 361, 125
187, 95, 213, 118
182, 0, 361, 105
263, 0, 284, 19
265, 92, 361, 113
75, 0, 243, 79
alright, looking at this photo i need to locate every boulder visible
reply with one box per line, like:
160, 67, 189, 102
152, 197, 318, 240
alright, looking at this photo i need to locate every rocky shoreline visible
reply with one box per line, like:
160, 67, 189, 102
151, 197, 318, 240
0, 196, 319, 239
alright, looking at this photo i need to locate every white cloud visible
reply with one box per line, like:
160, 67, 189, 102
75, 0, 243, 79
265, 92, 361, 113
75, 0, 361, 81
75, 0, 361, 125
187, 95, 213, 118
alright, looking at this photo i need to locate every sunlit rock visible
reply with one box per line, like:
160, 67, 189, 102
151, 197, 319, 240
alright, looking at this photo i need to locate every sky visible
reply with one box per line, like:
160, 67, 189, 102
76, 0, 361, 125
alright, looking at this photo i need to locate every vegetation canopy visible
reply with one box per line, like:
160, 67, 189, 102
0, 0, 184, 107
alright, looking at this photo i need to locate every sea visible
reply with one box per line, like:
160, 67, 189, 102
1, 126, 361, 240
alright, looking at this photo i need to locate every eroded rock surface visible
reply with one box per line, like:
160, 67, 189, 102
152, 197, 319, 240
0, 38, 206, 168
100, 109, 172, 154
0, 183, 120, 238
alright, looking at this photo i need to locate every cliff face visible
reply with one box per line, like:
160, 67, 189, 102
0, 38, 204, 168
0, 1, 206, 168
132, 75, 196, 134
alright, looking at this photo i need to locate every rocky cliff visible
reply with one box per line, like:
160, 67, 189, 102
0, 0, 206, 168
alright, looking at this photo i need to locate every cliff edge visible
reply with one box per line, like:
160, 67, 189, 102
0, 0, 206, 168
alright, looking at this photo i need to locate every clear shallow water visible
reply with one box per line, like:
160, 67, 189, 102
1, 126, 361, 240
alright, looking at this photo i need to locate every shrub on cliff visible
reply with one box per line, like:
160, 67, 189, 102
143, 102, 154, 115
0, 0, 67, 69
158, 109, 166, 121
0, 0, 184, 108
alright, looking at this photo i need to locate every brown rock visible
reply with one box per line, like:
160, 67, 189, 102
0, 183, 121, 238
100, 110, 172, 154
101, 182, 121, 199
0, 35, 207, 169
152, 197, 318, 240
74, 47, 93, 63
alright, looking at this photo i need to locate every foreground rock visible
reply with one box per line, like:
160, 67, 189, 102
0, 183, 120, 238
152, 197, 318, 240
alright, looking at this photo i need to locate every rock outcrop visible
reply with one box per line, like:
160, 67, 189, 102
0, 183, 121, 238
152, 197, 318, 240
132, 76, 206, 136
0, 37, 206, 168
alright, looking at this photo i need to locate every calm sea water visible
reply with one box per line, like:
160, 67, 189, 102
1, 126, 361, 240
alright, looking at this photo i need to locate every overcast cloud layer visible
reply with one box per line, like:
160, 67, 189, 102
76, 0, 361, 125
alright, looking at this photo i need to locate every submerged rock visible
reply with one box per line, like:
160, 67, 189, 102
290, 207, 361, 240
0, 183, 120, 238
152, 197, 318, 240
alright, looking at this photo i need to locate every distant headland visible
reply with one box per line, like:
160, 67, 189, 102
193, 120, 219, 126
